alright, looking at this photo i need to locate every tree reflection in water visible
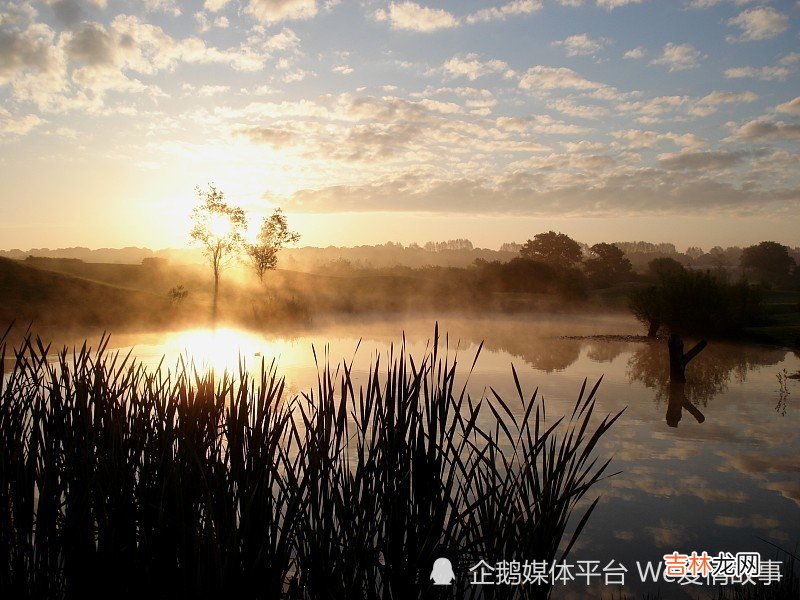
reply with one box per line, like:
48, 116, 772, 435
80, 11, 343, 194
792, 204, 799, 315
626, 341, 786, 426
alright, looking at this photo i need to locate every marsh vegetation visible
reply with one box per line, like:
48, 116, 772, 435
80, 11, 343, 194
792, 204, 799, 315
0, 325, 623, 599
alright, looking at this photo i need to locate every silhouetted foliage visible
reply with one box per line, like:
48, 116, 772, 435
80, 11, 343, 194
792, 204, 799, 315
741, 241, 795, 284
245, 208, 300, 284
647, 257, 686, 280
168, 284, 188, 304
473, 257, 588, 300
0, 329, 621, 600
585, 243, 632, 287
423, 238, 474, 252
629, 269, 764, 337
189, 184, 247, 316
520, 231, 583, 268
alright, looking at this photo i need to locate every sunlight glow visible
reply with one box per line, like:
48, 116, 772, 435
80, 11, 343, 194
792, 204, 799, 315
154, 328, 303, 375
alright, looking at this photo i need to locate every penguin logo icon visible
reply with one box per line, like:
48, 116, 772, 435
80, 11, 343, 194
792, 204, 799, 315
430, 557, 456, 585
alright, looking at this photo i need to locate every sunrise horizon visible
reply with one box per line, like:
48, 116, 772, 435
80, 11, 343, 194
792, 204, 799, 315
2, 0, 799, 252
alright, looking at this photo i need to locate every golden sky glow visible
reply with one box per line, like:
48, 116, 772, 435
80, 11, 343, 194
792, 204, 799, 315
1, 1, 799, 250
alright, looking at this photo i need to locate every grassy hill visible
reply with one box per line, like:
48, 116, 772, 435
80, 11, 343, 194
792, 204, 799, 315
0, 257, 174, 332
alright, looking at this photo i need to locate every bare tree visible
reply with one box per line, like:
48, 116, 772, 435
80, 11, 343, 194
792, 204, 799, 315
245, 208, 300, 284
189, 184, 247, 318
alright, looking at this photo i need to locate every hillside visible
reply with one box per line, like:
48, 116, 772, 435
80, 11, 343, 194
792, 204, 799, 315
0, 257, 174, 332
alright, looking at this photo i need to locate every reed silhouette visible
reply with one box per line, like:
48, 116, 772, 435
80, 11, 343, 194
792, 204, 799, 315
0, 325, 623, 600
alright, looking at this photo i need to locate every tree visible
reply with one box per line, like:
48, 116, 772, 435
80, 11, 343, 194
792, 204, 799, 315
647, 257, 685, 280
740, 241, 795, 284
189, 184, 247, 317
245, 208, 301, 284
520, 231, 582, 268
629, 270, 763, 338
584, 243, 632, 287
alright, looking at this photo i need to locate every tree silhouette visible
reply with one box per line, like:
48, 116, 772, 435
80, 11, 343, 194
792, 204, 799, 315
189, 184, 247, 318
520, 231, 582, 268
740, 241, 795, 284
584, 243, 632, 287
245, 208, 300, 285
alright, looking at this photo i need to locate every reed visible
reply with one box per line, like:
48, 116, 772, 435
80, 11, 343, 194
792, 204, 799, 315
0, 325, 622, 599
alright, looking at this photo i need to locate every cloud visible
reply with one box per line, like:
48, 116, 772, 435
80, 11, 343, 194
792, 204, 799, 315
519, 65, 606, 91
612, 129, 707, 150
651, 42, 703, 71
776, 96, 800, 116
0, 108, 45, 136
687, 0, 755, 8
0, 18, 62, 85
697, 90, 758, 106
466, 0, 542, 24
64, 22, 115, 66
596, 0, 643, 9
618, 95, 688, 123
246, 0, 318, 24
623, 46, 646, 59
47, 0, 87, 28
726, 7, 788, 42
144, 0, 182, 16
731, 119, 800, 141
725, 65, 789, 81
375, 2, 458, 32
658, 150, 752, 171
442, 54, 512, 80
282, 167, 798, 216
552, 33, 611, 57
549, 99, 609, 119
204, 0, 232, 10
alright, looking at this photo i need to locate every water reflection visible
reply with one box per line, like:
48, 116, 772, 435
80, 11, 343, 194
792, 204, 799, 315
626, 341, 787, 410
666, 382, 705, 428
8, 316, 800, 600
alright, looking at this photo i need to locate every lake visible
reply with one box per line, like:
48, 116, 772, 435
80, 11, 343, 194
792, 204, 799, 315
27, 313, 800, 598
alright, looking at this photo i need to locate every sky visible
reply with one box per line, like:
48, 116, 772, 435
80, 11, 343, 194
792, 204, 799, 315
1, 0, 799, 251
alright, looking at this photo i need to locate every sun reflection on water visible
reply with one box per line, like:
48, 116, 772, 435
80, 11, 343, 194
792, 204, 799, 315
132, 327, 307, 375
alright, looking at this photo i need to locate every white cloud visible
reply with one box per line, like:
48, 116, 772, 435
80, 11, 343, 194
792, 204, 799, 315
144, 0, 181, 16
549, 99, 609, 118
466, 1, 542, 24
519, 65, 605, 91
724, 65, 789, 81
332, 64, 353, 74
731, 119, 800, 141
623, 46, 646, 59
776, 97, 800, 116
553, 33, 611, 57
246, 0, 318, 24
618, 96, 688, 123
442, 55, 512, 81
697, 91, 758, 105
687, 0, 755, 8
0, 108, 45, 136
204, 0, 231, 11
612, 129, 707, 150
651, 42, 703, 71
727, 7, 788, 42
375, 2, 458, 32
596, 0, 643, 9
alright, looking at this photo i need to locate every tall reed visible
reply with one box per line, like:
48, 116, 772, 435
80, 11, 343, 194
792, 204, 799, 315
0, 325, 622, 599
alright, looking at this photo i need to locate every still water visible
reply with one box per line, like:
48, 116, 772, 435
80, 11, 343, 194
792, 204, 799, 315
69, 314, 800, 597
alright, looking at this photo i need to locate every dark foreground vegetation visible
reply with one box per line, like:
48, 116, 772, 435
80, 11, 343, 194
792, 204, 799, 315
0, 326, 622, 600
